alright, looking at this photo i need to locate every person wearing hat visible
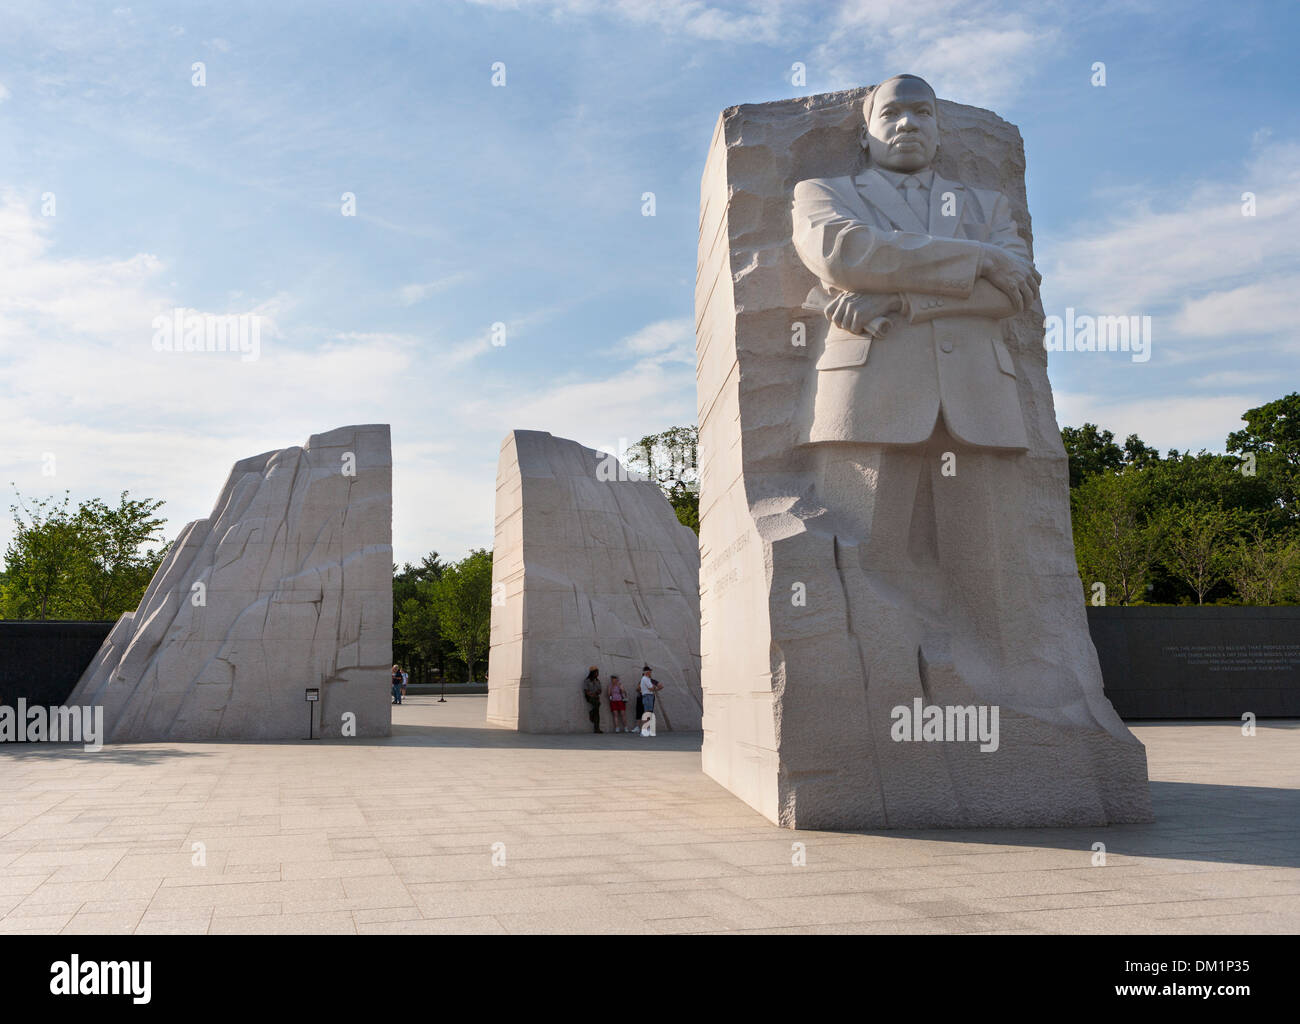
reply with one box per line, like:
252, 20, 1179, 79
582, 666, 603, 733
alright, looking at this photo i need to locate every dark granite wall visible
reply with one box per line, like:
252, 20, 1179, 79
2, 612, 1296, 721
0, 620, 115, 708
1089, 607, 1300, 718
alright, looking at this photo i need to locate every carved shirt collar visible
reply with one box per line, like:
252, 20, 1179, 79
871, 166, 936, 191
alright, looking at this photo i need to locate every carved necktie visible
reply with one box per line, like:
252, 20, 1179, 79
901, 175, 929, 229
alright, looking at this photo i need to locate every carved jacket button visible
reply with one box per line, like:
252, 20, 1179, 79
940, 339, 954, 353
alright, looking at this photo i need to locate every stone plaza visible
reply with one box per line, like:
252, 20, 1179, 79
0, 696, 1295, 934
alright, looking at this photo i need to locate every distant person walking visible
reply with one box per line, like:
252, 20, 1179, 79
608, 675, 628, 732
582, 666, 603, 733
391, 665, 404, 705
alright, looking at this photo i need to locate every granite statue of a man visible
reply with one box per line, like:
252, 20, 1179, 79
791, 73, 1046, 689
760, 73, 1154, 825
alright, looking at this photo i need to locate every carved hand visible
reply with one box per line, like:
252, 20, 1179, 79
823, 290, 903, 338
979, 245, 1041, 313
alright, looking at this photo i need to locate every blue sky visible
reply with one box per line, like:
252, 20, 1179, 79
1, 0, 1297, 564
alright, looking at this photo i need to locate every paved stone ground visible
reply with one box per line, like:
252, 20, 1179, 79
1, 696, 1297, 934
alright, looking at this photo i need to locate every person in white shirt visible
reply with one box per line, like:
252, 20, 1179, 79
639, 668, 657, 714
635, 667, 664, 735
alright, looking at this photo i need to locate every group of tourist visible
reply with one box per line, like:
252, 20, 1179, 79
583, 665, 662, 735
388, 662, 663, 734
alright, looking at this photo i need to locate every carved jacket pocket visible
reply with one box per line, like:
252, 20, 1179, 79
815, 337, 870, 370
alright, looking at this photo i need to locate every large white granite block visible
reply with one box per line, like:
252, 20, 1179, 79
68, 424, 393, 741
487, 430, 703, 733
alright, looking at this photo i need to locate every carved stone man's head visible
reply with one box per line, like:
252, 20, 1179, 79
861, 74, 939, 173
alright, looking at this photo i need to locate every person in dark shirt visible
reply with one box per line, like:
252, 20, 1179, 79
582, 666, 603, 733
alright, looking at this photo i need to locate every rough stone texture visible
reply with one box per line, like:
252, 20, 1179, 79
695, 87, 1152, 828
68, 425, 392, 741
487, 430, 703, 733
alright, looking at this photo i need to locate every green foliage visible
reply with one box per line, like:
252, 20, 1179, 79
392, 554, 449, 681
1071, 469, 1160, 605
1061, 423, 1162, 489
2, 489, 166, 620
1226, 391, 1300, 518
1226, 519, 1300, 606
626, 425, 700, 534
1154, 500, 1241, 605
1061, 424, 1126, 488
428, 549, 494, 682
72, 494, 169, 619
1064, 394, 1300, 606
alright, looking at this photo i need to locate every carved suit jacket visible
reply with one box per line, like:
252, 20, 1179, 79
791, 167, 1031, 450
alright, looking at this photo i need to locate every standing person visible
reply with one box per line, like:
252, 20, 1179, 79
391, 665, 403, 705
582, 666, 603, 734
401, 668, 409, 702
608, 675, 628, 733
639, 666, 657, 717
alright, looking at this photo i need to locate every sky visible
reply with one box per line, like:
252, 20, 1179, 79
1, 0, 1297, 564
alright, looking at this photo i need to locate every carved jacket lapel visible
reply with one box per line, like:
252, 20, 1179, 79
928, 174, 965, 239
853, 168, 928, 234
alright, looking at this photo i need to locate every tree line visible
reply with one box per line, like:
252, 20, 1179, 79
1, 491, 167, 620
1065, 392, 1299, 605
391, 549, 493, 684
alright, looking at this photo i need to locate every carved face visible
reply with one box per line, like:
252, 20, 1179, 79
863, 78, 939, 172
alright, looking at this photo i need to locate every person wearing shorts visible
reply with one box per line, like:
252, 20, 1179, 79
639, 667, 656, 715
608, 675, 628, 732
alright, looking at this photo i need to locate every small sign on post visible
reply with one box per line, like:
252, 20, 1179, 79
305, 688, 320, 739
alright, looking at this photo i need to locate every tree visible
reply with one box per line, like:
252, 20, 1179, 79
626, 425, 700, 533
1061, 424, 1125, 488
430, 549, 494, 682
1122, 433, 1161, 470
1225, 519, 1299, 606
3, 489, 168, 620
1227, 391, 1300, 518
5, 492, 89, 619
71, 493, 168, 619
396, 593, 443, 676
1071, 469, 1160, 605
1156, 501, 1240, 605
1061, 423, 1162, 489
393, 554, 447, 682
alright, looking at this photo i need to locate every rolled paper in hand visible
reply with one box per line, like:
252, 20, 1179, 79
866, 316, 892, 338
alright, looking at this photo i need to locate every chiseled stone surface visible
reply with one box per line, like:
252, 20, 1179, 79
695, 82, 1152, 828
68, 424, 392, 742
487, 430, 703, 733
0, 700, 1294, 935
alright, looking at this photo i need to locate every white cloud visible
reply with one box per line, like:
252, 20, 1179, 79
467, 0, 1054, 104
466, 0, 787, 43
0, 193, 700, 564
397, 273, 471, 306
1171, 281, 1297, 343
1044, 140, 1300, 318
612, 317, 694, 363
809, 0, 1056, 108
0, 83, 10, 103
1052, 391, 1257, 455
1041, 138, 1299, 449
